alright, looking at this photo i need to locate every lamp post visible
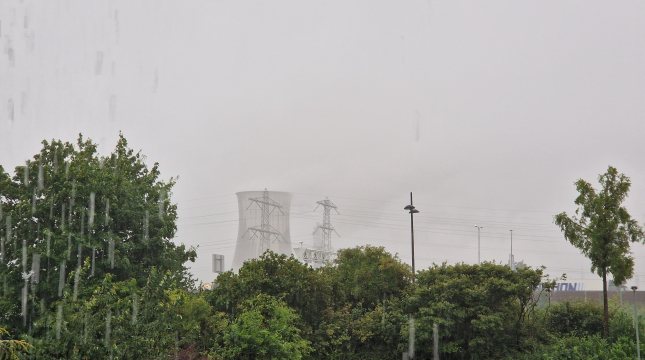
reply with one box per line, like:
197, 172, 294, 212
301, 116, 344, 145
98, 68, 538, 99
474, 225, 483, 264
404, 193, 420, 360
404, 192, 419, 283
631, 286, 641, 360
509, 229, 514, 270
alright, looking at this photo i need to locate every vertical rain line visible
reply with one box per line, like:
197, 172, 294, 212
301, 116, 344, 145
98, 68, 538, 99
58, 262, 66, 297
56, 303, 63, 340
105, 309, 112, 347
73, 242, 82, 301
21, 239, 28, 327
131, 293, 138, 325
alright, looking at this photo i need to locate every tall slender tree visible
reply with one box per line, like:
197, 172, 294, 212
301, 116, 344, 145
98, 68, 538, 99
555, 166, 644, 337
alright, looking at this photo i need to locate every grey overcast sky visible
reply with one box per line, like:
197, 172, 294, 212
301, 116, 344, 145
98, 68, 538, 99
1, 0, 645, 289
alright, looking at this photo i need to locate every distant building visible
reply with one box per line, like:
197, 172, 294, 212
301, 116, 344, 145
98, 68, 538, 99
212, 254, 225, 274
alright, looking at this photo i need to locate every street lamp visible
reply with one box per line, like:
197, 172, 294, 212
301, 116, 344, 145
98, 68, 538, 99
404, 193, 420, 360
474, 225, 483, 264
404, 192, 419, 283
509, 229, 514, 271
631, 286, 640, 360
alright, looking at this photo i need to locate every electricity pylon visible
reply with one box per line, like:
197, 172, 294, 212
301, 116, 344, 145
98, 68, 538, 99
247, 189, 284, 254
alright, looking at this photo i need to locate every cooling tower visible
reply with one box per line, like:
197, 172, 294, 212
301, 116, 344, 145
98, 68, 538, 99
232, 190, 292, 271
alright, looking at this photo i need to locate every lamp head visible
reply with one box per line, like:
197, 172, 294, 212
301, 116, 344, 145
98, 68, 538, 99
631, 286, 638, 291
404, 205, 415, 211
411, 209, 420, 214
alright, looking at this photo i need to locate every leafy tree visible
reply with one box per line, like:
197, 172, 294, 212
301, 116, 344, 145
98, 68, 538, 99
555, 166, 645, 337
330, 246, 411, 308
545, 301, 603, 338
409, 262, 551, 359
544, 300, 637, 344
316, 246, 411, 359
209, 252, 332, 332
217, 294, 312, 360
27, 267, 216, 359
313, 298, 408, 360
0, 327, 31, 359
209, 248, 410, 360
0, 134, 197, 358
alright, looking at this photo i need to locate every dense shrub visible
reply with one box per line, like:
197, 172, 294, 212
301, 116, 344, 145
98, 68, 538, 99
519, 335, 636, 360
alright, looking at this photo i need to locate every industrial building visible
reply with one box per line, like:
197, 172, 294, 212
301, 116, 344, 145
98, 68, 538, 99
231, 190, 293, 271
216, 190, 339, 273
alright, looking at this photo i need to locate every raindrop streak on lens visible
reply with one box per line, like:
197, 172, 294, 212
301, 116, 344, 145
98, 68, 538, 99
90, 247, 95, 277
104, 199, 110, 226
131, 293, 138, 325
58, 262, 66, 297
31, 253, 40, 284
73, 243, 82, 301
56, 303, 63, 340
105, 308, 112, 347
67, 234, 72, 260
88, 192, 95, 228
158, 191, 165, 220
38, 163, 44, 191
31, 190, 36, 214
61, 204, 66, 232
144, 211, 149, 243
46, 232, 51, 256
23, 164, 29, 186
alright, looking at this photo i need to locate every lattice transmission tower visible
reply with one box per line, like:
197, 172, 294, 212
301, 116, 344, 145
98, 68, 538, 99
296, 197, 340, 267
247, 189, 285, 254
314, 198, 339, 253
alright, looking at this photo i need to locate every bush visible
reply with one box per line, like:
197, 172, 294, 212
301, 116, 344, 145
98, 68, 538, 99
544, 301, 638, 342
545, 302, 603, 337
519, 335, 635, 360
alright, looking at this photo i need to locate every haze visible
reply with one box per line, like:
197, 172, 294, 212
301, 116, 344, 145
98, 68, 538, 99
1, 0, 645, 289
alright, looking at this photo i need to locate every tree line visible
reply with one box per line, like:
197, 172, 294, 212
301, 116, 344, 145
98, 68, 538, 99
0, 135, 642, 359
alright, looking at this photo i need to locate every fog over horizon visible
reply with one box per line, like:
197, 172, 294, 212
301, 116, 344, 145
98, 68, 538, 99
2, 0, 645, 290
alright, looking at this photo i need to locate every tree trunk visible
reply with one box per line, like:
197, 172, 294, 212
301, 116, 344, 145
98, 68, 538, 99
602, 270, 609, 338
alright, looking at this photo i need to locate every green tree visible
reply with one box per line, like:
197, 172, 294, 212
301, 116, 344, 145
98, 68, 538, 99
218, 294, 312, 360
312, 246, 411, 359
545, 302, 603, 338
210, 252, 332, 334
313, 298, 408, 360
410, 262, 551, 359
544, 301, 637, 343
209, 247, 411, 360
0, 134, 197, 358
0, 327, 31, 359
331, 246, 411, 308
555, 166, 645, 337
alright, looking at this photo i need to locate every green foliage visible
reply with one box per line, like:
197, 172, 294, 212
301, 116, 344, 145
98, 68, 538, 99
555, 166, 645, 336
331, 246, 411, 308
217, 294, 312, 360
209, 246, 411, 360
545, 302, 604, 337
543, 300, 637, 342
0, 134, 198, 359
410, 262, 550, 359
4, 137, 645, 359
313, 298, 408, 360
0, 327, 31, 360
608, 302, 640, 342
520, 335, 636, 360
209, 251, 332, 330
25, 269, 208, 359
